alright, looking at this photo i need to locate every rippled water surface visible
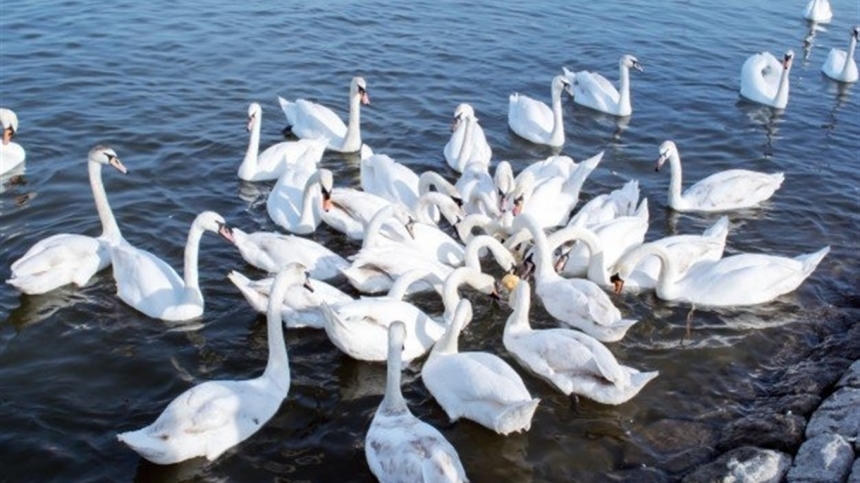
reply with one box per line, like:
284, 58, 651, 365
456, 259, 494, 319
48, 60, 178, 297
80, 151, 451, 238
1, 1, 858, 482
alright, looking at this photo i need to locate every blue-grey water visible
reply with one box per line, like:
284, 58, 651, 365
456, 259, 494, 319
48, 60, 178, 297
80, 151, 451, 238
1, 1, 858, 482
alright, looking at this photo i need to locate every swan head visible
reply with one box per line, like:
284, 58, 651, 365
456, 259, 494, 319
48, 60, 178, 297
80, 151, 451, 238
193, 211, 235, 244
390, 204, 417, 239
621, 54, 643, 72
247, 102, 262, 131
0, 108, 18, 144
551, 75, 573, 97
498, 272, 522, 302
655, 140, 677, 171
852, 25, 860, 41
451, 103, 476, 131
317, 169, 334, 212
494, 161, 515, 208
89, 145, 128, 174
510, 171, 535, 215
388, 320, 407, 354
782, 50, 795, 70
351, 76, 370, 105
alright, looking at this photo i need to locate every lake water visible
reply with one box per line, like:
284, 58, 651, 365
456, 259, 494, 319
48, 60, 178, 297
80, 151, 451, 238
1, 1, 858, 482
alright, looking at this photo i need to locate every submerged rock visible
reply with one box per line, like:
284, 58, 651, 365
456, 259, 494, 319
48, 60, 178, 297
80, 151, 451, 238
786, 433, 855, 483
681, 446, 791, 483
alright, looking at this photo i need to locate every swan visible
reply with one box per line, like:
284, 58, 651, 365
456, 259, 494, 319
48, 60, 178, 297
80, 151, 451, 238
0, 108, 25, 176
421, 298, 539, 435
562, 54, 643, 117
227, 269, 351, 329
360, 153, 421, 210
508, 75, 571, 147
117, 264, 309, 465
7, 146, 128, 294
443, 103, 492, 173
611, 243, 830, 307
822, 26, 859, 83
278, 76, 369, 153
230, 227, 348, 280
111, 211, 236, 321
510, 151, 603, 228
455, 160, 514, 216
314, 169, 392, 240
655, 140, 784, 212
803, 0, 832, 23
365, 321, 468, 483
740, 50, 794, 109
265, 140, 328, 233
503, 279, 658, 405
455, 212, 515, 245
511, 213, 636, 342
237, 102, 325, 181
566, 179, 640, 229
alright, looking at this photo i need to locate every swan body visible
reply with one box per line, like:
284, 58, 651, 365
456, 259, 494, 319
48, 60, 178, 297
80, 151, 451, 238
111, 211, 235, 321
562, 54, 643, 117
0, 108, 25, 176
567, 179, 640, 229
740, 50, 794, 109
279, 76, 369, 153
444, 103, 492, 173
512, 214, 636, 342
227, 270, 351, 329
656, 140, 784, 212
503, 279, 658, 404
612, 243, 830, 307
454, 160, 514, 217
422, 298, 539, 435
365, 321, 468, 483
117, 265, 307, 465
803, 0, 832, 23
822, 26, 859, 83
231, 227, 348, 280
360, 153, 421, 210
318, 170, 392, 240
265, 141, 328, 233
238, 102, 324, 181
7, 146, 127, 294
508, 75, 571, 147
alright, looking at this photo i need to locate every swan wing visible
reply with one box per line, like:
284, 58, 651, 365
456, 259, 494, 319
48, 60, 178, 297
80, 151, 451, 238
684, 170, 783, 210
572, 70, 620, 113
740, 52, 782, 104
111, 243, 185, 312
8, 234, 105, 292
508, 93, 554, 143
284, 98, 347, 144
360, 154, 421, 208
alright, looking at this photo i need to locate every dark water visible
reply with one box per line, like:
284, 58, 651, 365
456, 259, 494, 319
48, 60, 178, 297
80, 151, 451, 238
1, 1, 858, 482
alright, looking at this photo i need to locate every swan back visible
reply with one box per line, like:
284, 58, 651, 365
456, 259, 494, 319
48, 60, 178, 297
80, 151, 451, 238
822, 26, 859, 83
508, 75, 570, 147
740, 50, 794, 109
803, 0, 832, 23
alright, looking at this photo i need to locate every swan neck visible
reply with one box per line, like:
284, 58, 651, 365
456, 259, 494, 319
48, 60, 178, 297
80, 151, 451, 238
363, 205, 393, 248
518, 216, 553, 278
504, 287, 532, 337
342, 91, 362, 152
240, 116, 261, 178
381, 340, 408, 414
549, 87, 565, 146
414, 192, 442, 225
456, 116, 474, 163
667, 151, 684, 208
554, 227, 606, 284
843, 36, 858, 78
90, 160, 121, 243
631, 244, 677, 297
298, 172, 321, 231
774, 61, 791, 107
431, 313, 463, 356
618, 64, 632, 115
183, 224, 204, 290
263, 276, 290, 387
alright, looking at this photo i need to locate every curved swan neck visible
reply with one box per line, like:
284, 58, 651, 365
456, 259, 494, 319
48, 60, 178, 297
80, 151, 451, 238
363, 205, 396, 248
415, 192, 456, 225
624, 243, 678, 297
431, 307, 465, 356
514, 215, 553, 278
617, 63, 632, 115
90, 159, 121, 243
456, 115, 475, 164
342, 90, 362, 152
298, 171, 322, 231
843, 35, 858, 79
442, 268, 489, 322
263, 273, 290, 387
465, 235, 512, 272
240, 113, 261, 178
551, 227, 606, 283
388, 270, 442, 300
183, 224, 205, 291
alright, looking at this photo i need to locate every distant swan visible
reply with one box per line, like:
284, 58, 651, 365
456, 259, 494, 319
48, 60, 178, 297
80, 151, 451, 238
444, 103, 492, 172
117, 264, 309, 465
0, 108, 25, 176
563, 54, 643, 117
365, 321, 468, 483
740, 50, 794, 109
803, 0, 832, 23
278, 76, 369, 153
7, 146, 127, 294
508, 75, 571, 147
822, 25, 859, 83
655, 140, 783, 212
111, 211, 235, 321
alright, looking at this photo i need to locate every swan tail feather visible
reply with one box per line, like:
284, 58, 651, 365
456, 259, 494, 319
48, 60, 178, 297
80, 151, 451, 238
492, 398, 540, 435
797, 246, 830, 275
703, 216, 730, 240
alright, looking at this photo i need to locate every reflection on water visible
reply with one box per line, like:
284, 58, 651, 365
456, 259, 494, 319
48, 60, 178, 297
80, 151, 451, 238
735, 100, 783, 156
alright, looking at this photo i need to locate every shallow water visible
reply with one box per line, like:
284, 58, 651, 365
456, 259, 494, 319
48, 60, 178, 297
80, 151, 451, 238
1, 1, 858, 482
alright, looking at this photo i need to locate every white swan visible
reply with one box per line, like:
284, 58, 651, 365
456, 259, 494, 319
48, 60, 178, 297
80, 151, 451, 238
237, 102, 325, 181
316, 169, 392, 240
421, 298, 539, 435
0, 108, 25, 176
822, 26, 859, 83
740, 50, 794, 109
117, 264, 308, 465
611, 243, 830, 307
454, 160, 514, 217
511, 214, 636, 342
360, 152, 421, 210
444, 103, 492, 173
365, 321, 468, 483
562, 54, 643, 117
803, 0, 832, 23
227, 269, 351, 329
278, 76, 369, 153
566, 179, 640, 229
230, 227, 348, 280
266, 151, 328, 234
503, 279, 658, 405
111, 211, 236, 321
508, 75, 571, 147
655, 140, 784, 212
7, 146, 127, 294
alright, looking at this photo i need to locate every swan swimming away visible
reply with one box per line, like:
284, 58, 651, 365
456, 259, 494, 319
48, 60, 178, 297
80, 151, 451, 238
655, 140, 784, 212
117, 264, 310, 465
279, 76, 369, 153
7, 146, 127, 294
444, 103, 492, 173
111, 211, 236, 321
822, 25, 859, 83
365, 321, 469, 483
508, 75, 571, 147
0, 108, 25, 176
803, 0, 832, 23
562, 54, 643, 117
740, 50, 794, 109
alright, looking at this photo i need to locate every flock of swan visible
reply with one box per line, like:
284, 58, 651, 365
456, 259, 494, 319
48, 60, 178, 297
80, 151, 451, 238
0, 1, 853, 480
